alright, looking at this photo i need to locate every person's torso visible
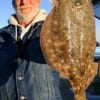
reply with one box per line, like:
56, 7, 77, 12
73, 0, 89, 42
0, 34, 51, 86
0, 21, 61, 100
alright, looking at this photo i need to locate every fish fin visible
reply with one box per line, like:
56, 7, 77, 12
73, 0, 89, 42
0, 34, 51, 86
49, 0, 58, 7
40, 8, 62, 72
40, 7, 55, 64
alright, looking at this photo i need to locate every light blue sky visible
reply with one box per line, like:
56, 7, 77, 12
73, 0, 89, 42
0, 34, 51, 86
0, 0, 100, 42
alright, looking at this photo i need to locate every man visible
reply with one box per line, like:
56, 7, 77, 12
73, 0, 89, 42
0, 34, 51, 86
0, 0, 62, 100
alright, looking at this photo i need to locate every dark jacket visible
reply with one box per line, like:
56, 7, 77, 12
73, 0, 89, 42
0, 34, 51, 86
0, 21, 61, 100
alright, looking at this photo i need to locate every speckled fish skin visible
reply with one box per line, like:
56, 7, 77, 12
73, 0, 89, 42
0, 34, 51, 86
40, 0, 97, 99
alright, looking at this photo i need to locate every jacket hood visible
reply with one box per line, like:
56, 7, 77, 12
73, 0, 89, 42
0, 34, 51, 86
8, 9, 47, 26
8, 9, 47, 40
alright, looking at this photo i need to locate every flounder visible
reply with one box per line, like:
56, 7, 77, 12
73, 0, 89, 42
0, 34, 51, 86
40, 0, 98, 99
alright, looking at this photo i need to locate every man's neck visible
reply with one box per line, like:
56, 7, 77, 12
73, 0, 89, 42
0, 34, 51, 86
19, 20, 32, 27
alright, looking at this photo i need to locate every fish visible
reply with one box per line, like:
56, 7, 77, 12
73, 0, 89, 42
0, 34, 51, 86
40, 0, 98, 99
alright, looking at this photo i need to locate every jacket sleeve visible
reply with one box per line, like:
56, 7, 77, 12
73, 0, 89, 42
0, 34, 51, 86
0, 29, 16, 86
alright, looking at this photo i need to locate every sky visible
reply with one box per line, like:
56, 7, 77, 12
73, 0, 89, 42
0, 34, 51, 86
0, 0, 100, 42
